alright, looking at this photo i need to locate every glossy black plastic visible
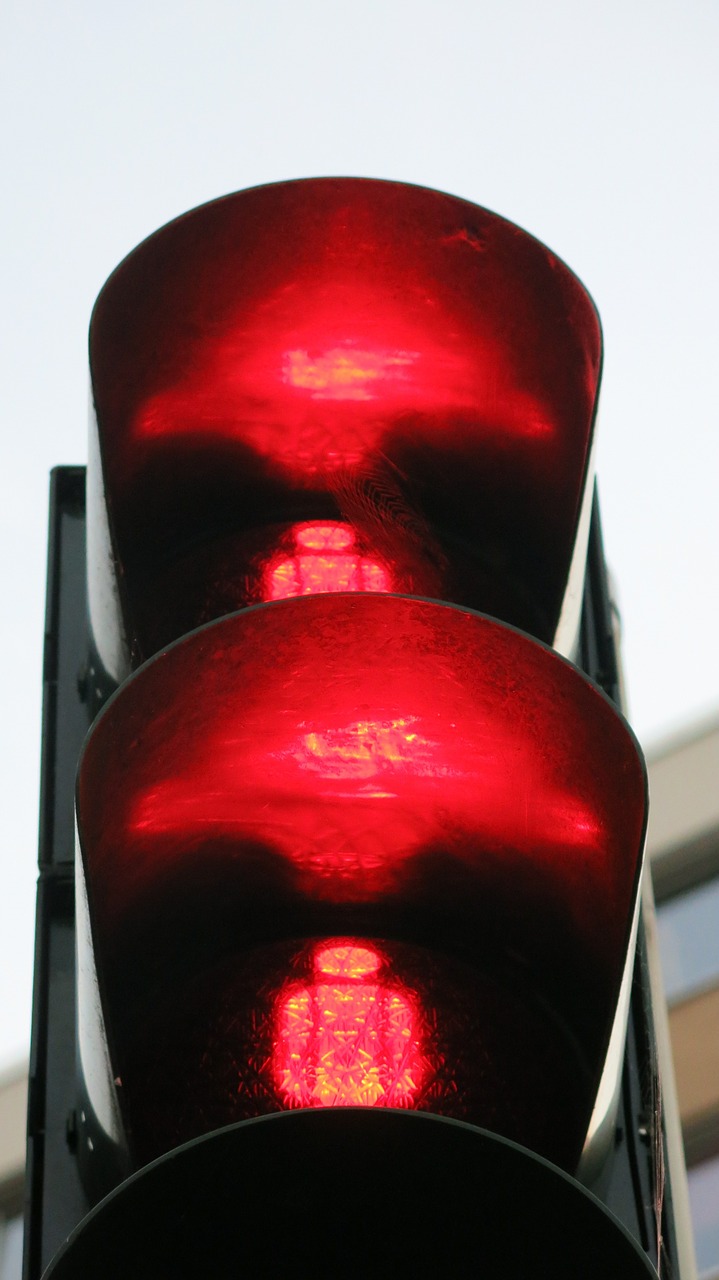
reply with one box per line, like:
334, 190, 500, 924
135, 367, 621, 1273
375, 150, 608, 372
43, 1110, 658, 1280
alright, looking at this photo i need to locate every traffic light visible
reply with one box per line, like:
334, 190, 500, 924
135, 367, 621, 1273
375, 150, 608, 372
26, 179, 683, 1278
85, 178, 601, 686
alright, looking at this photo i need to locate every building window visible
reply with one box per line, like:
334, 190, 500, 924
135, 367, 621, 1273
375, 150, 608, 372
687, 1154, 719, 1279
657, 877, 719, 1005
0, 1214, 23, 1280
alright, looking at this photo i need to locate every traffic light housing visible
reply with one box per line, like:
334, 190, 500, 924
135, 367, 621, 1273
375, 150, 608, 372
74, 591, 646, 1195
25, 179, 687, 1278
86, 178, 601, 686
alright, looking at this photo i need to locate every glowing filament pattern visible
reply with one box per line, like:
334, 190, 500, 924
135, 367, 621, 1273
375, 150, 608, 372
265, 522, 391, 600
273, 941, 426, 1108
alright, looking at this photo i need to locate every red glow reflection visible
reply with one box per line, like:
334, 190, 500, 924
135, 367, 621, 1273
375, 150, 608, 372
134, 310, 552, 473
297, 716, 437, 776
265, 522, 391, 600
282, 344, 416, 400
123, 598, 607, 907
273, 940, 426, 1108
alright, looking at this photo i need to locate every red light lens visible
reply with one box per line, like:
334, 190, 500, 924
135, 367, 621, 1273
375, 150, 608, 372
273, 940, 424, 1108
264, 522, 391, 600
113, 934, 591, 1171
77, 595, 646, 1172
88, 178, 601, 671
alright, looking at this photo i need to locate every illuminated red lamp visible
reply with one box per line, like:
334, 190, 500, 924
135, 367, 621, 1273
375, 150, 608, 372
75, 593, 645, 1194
264, 522, 391, 599
272, 941, 425, 1109
87, 177, 601, 683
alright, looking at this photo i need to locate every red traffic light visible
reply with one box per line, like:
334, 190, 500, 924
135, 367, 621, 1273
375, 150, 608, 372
76, 593, 645, 1187
87, 178, 601, 683
271, 940, 427, 1108
25, 178, 672, 1280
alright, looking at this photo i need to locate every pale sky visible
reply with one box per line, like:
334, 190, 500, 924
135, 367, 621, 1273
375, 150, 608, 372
1, 0, 717, 1067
